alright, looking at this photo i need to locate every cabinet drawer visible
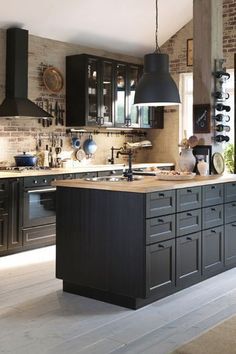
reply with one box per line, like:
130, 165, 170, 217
0, 197, 8, 215
176, 232, 201, 287
146, 214, 175, 244
225, 182, 236, 203
23, 224, 56, 246
74, 172, 98, 179
146, 190, 175, 218
202, 204, 224, 230
176, 209, 201, 237
224, 202, 236, 224
0, 180, 9, 195
177, 187, 201, 212
202, 184, 223, 207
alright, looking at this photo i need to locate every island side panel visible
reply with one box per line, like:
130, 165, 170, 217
56, 187, 146, 299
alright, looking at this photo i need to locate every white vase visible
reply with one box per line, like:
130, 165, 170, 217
179, 148, 196, 172
197, 159, 208, 176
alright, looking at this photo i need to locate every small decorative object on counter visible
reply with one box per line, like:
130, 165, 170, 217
178, 148, 196, 172
197, 159, 208, 176
212, 152, 225, 174
43, 145, 49, 168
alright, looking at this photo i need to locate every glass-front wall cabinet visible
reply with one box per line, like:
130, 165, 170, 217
101, 61, 113, 126
87, 58, 99, 125
66, 54, 163, 128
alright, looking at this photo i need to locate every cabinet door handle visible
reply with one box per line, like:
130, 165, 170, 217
158, 219, 164, 223
232, 224, 236, 227
158, 244, 165, 248
232, 203, 236, 207
187, 212, 192, 217
232, 183, 236, 186
158, 193, 165, 197
187, 189, 192, 193
211, 207, 216, 211
211, 185, 216, 189
186, 237, 192, 241
211, 229, 216, 233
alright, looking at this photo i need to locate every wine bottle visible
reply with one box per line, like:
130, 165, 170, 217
215, 103, 231, 112
214, 71, 230, 79
214, 91, 230, 100
214, 135, 230, 142
213, 114, 230, 122
215, 124, 230, 133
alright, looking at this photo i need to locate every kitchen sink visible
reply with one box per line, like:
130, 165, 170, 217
84, 175, 143, 182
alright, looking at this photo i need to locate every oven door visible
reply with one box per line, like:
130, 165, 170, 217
23, 187, 56, 228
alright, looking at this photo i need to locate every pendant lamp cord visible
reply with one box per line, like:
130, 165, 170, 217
155, 0, 161, 53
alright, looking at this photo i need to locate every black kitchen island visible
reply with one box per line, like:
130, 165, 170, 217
53, 174, 236, 309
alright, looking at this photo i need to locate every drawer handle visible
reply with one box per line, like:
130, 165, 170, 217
158, 244, 165, 248
232, 224, 236, 227
211, 207, 216, 211
159, 193, 165, 197
232, 203, 236, 207
187, 189, 192, 193
211, 185, 216, 189
187, 212, 192, 217
232, 183, 236, 187
211, 229, 216, 233
186, 237, 192, 241
158, 219, 164, 223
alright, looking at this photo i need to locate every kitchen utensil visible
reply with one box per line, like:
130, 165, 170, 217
43, 67, 63, 93
83, 135, 97, 155
14, 152, 38, 167
72, 137, 80, 149
75, 149, 86, 162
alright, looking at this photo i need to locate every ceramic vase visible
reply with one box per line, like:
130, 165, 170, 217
179, 148, 196, 172
197, 159, 208, 176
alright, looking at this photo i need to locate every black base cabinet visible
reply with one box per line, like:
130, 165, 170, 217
56, 181, 236, 309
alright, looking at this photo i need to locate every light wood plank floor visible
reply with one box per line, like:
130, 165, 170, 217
1, 246, 236, 354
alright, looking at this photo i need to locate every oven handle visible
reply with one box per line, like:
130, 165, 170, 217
26, 187, 57, 194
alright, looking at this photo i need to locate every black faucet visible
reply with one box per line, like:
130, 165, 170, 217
108, 146, 122, 164
116, 149, 133, 181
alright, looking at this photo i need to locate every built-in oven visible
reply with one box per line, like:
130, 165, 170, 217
22, 175, 62, 247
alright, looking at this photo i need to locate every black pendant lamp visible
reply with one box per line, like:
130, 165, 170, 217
134, 0, 181, 106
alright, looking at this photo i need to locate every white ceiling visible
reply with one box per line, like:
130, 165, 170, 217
1, 0, 193, 57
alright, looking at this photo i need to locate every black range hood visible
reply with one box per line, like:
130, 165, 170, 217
0, 28, 52, 118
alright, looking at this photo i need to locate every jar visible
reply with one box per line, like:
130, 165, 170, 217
197, 159, 208, 176
178, 148, 196, 172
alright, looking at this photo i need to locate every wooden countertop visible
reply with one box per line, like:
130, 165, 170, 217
0, 163, 174, 179
52, 174, 236, 193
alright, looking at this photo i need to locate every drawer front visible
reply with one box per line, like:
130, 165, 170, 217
225, 182, 236, 203
146, 190, 176, 218
177, 187, 201, 212
146, 214, 175, 244
202, 204, 224, 230
74, 172, 98, 179
23, 224, 56, 246
176, 209, 201, 237
202, 226, 224, 276
224, 202, 236, 224
202, 184, 223, 207
0, 180, 9, 195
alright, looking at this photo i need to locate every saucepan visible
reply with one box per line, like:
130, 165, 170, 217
83, 134, 97, 155
14, 152, 38, 167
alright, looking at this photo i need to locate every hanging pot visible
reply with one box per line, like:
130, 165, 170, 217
83, 135, 97, 155
14, 152, 38, 166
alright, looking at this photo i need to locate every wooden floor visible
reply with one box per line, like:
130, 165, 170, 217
1, 246, 236, 354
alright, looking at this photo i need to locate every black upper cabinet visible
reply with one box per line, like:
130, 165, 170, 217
66, 53, 164, 128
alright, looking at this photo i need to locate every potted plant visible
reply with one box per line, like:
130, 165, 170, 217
223, 143, 235, 173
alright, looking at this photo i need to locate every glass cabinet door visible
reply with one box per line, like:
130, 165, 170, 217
128, 66, 140, 127
87, 58, 99, 125
101, 61, 113, 126
115, 64, 126, 126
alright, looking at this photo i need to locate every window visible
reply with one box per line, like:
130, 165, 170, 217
179, 70, 234, 144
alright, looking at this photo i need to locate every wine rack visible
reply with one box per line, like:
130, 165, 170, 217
213, 59, 231, 143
